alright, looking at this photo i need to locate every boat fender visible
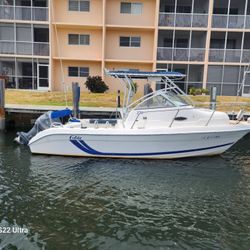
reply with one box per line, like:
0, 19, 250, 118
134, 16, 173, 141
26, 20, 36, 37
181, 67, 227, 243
247, 117, 250, 123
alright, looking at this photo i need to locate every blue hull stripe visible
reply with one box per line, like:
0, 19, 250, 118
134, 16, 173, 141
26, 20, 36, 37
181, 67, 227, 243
70, 139, 234, 156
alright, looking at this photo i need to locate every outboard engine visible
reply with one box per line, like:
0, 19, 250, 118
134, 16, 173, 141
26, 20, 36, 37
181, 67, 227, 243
15, 108, 72, 145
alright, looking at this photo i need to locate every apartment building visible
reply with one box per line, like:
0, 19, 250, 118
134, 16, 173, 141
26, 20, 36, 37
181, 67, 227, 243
0, 0, 250, 96
158, 0, 250, 96
0, 0, 49, 90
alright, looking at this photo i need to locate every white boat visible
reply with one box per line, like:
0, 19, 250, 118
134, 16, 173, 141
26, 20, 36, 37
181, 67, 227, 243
20, 70, 250, 159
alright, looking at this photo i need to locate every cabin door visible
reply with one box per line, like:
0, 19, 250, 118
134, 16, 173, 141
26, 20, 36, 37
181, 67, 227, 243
242, 71, 250, 97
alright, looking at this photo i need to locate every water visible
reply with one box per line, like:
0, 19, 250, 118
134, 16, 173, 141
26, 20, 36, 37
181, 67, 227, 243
0, 131, 250, 250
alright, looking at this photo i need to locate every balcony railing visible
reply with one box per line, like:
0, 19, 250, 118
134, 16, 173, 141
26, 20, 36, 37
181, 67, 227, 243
245, 16, 250, 29
0, 5, 48, 21
157, 47, 205, 61
157, 47, 250, 63
225, 49, 241, 62
0, 40, 49, 56
209, 49, 225, 62
16, 41, 33, 55
0, 41, 14, 54
159, 13, 208, 28
33, 42, 50, 56
4, 75, 48, 89
241, 50, 250, 63
212, 14, 249, 29
209, 49, 248, 62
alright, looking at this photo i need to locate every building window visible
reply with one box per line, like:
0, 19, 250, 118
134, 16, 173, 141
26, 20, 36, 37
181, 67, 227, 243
68, 34, 90, 45
164, 5, 175, 12
120, 36, 141, 47
79, 67, 89, 77
33, 0, 47, 7
213, 8, 238, 15
210, 39, 225, 49
68, 67, 78, 76
68, 67, 89, 77
176, 6, 191, 13
213, 8, 227, 14
176, 39, 188, 48
164, 38, 173, 47
120, 2, 142, 14
227, 39, 236, 49
69, 0, 90, 12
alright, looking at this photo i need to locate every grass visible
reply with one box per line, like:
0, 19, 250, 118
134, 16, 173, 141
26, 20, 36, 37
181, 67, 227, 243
191, 95, 250, 112
5, 89, 250, 112
6, 90, 119, 107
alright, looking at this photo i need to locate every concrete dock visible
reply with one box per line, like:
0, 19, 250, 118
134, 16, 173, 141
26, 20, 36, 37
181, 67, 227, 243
5, 104, 120, 115
5, 104, 121, 128
4, 104, 250, 129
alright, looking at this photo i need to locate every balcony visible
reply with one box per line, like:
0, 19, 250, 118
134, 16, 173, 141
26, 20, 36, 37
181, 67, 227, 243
209, 49, 242, 62
0, 5, 48, 21
0, 41, 14, 54
241, 50, 250, 63
159, 13, 208, 28
157, 47, 205, 62
33, 42, 49, 56
212, 15, 248, 29
225, 49, 242, 62
209, 49, 224, 62
16, 41, 32, 55
245, 16, 250, 29
0, 41, 49, 56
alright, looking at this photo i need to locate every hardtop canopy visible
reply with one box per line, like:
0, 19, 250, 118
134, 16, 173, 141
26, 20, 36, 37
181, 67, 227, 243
105, 69, 185, 80
104, 69, 191, 117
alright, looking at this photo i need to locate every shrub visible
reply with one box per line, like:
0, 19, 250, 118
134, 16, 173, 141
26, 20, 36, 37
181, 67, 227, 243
84, 76, 109, 93
189, 87, 196, 96
189, 87, 209, 96
195, 88, 202, 95
201, 88, 209, 95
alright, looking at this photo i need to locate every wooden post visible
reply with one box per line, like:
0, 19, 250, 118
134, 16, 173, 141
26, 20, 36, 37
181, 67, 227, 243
0, 79, 5, 131
210, 86, 217, 110
72, 82, 80, 118
117, 90, 121, 108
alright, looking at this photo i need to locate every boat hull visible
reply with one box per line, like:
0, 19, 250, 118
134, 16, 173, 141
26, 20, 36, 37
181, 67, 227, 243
28, 127, 249, 159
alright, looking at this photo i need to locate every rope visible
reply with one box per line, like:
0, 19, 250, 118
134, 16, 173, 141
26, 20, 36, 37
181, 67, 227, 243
51, 0, 68, 107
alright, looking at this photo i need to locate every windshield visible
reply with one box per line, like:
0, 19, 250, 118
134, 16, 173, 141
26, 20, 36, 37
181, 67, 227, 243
163, 91, 191, 106
135, 94, 174, 110
134, 90, 191, 110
